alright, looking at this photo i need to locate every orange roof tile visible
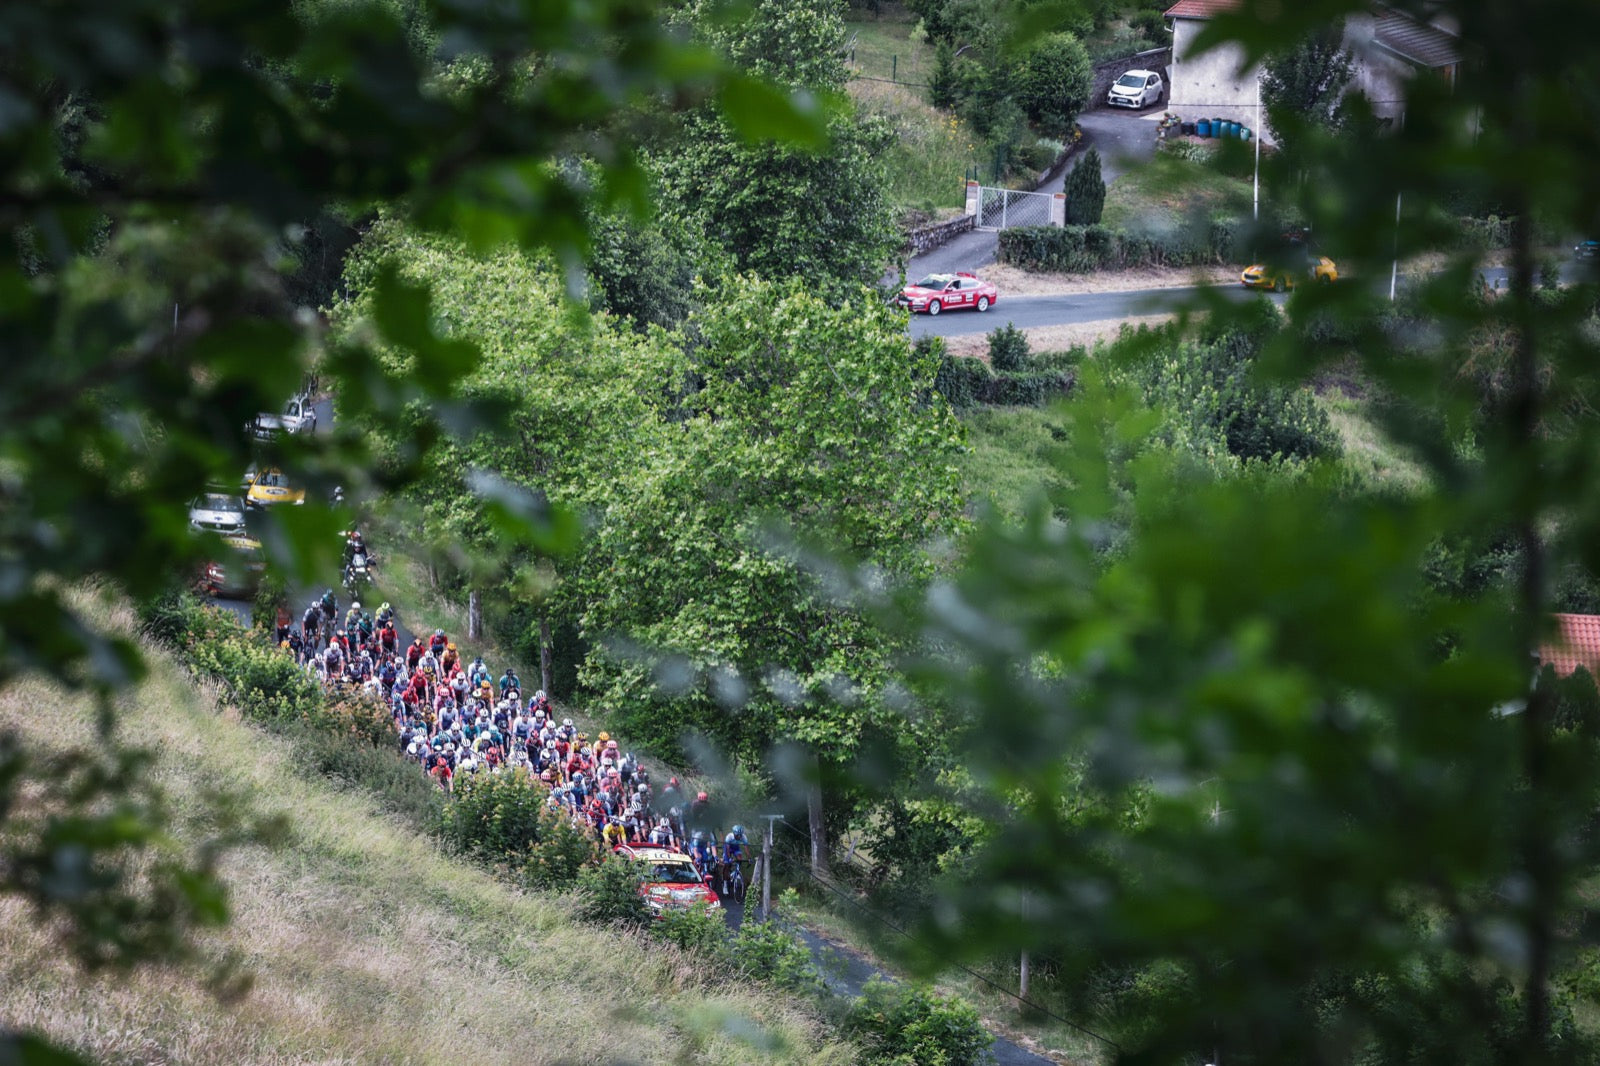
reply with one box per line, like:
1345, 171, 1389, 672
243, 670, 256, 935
1164, 0, 1242, 17
1539, 613, 1600, 679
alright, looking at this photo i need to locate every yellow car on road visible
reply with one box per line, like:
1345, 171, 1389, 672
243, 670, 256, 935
246, 468, 305, 509
1241, 254, 1338, 291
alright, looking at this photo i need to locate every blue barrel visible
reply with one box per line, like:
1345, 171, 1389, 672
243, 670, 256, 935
1197, 119, 1211, 137
1239, 125, 1252, 142
1223, 120, 1238, 138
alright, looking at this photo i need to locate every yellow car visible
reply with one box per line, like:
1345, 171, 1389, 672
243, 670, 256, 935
246, 468, 306, 509
1241, 254, 1338, 291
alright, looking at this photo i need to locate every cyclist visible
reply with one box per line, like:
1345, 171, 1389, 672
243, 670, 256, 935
723, 824, 749, 864
319, 588, 337, 630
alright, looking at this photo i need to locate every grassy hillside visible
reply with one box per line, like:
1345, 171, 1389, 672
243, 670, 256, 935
957, 406, 1073, 518
0, 597, 858, 1066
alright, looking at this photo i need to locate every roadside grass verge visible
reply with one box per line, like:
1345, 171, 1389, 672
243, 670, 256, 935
0, 592, 859, 1066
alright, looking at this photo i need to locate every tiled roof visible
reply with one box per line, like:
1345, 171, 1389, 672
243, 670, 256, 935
1164, 0, 1241, 17
1373, 8, 1461, 68
1540, 614, 1600, 679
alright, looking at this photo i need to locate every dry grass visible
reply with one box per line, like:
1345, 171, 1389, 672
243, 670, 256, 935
942, 314, 1177, 359
0, 596, 858, 1066
982, 262, 1240, 297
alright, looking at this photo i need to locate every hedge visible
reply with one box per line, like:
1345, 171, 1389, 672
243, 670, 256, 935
935, 353, 1074, 409
998, 219, 1238, 273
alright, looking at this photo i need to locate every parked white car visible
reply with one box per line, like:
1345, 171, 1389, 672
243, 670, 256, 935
1107, 69, 1164, 109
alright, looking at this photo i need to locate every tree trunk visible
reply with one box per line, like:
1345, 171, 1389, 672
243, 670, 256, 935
467, 588, 482, 641
807, 754, 829, 879
539, 616, 553, 697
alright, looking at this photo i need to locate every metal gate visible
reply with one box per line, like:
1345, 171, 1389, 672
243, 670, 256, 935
976, 186, 1053, 231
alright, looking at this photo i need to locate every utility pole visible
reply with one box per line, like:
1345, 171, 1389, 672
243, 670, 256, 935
1253, 71, 1261, 222
760, 814, 782, 921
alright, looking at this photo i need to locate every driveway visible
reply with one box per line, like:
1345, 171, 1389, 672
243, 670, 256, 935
904, 105, 1164, 280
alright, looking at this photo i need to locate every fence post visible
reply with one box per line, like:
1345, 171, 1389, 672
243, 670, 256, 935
1002, 191, 1008, 229
892, 55, 897, 82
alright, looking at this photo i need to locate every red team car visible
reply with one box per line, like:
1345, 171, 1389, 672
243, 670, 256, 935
897, 272, 998, 316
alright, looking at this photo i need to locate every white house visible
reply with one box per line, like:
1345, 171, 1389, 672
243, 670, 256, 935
1163, 0, 1462, 144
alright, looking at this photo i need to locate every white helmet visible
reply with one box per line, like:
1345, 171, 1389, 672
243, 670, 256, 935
562, 718, 573, 728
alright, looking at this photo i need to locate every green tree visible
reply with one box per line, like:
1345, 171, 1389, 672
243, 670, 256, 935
571, 277, 966, 868
1015, 32, 1093, 141
655, 0, 900, 288
1063, 146, 1106, 225
1259, 20, 1355, 153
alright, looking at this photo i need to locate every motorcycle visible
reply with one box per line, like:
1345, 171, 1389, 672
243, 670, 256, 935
344, 550, 374, 595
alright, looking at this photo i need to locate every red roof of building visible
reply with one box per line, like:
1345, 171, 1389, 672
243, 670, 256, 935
1164, 0, 1241, 17
1540, 614, 1600, 679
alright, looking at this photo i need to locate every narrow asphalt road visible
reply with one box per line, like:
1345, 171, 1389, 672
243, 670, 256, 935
910, 266, 1518, 340
904, 105, 1164, 280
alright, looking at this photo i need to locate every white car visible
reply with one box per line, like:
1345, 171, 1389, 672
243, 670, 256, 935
1107, 69, 1164, 109
251, 394, 317, 440
189, 493, 248, 535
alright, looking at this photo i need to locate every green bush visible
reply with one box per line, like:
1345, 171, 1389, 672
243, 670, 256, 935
935, 354, 1073, 409
998, 218, 1240, 272
521, 803, 600, 890
843, 977, 992, 1066
652, 903, 729, 956
1113, 314, 1341, 463
575, 852, 651, 928
1016, 33, 1092, 141
438, 768, 547, 863
730, 918, 828, 998
1063, 147, 1105, 225
987, 323, 1029, 372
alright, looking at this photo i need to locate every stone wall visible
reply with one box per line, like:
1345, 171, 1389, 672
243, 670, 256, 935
1090, 46, 1173, 111
905, 214, 975, 256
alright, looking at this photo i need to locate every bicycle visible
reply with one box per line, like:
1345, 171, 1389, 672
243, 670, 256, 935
721, 858, 747, 904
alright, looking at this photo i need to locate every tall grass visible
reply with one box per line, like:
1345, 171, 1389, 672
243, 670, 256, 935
0, 595, 860, 1066
957, 405, 1075, 518
850, 79, 979, 213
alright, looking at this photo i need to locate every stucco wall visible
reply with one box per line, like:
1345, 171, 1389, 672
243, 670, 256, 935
1168, 18, 1273, 143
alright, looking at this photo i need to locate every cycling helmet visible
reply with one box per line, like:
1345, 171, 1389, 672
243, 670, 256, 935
435, 629, 444, 637
598, 731, 610, 743
351, 601, 360, 610
733, 825, 744, 835
669, 777, 679, 787
562, 718, 573, 728
638, 783, 649, 794
696, 791, 708, 802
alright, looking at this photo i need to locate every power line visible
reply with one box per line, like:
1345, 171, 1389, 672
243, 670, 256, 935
773, 820, 1123, 1053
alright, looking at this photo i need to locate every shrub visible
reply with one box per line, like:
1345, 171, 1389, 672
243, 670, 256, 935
935, 354, 1073, 409
843, 977, 992, 1066
987, 323, 1029, 372
730, 918, 828, 998
575, 852, 651, 928
1063, 147, 1105, 225
1016, 33, 1092, 140
652, 903, 729, 956
1114, 316, 1341, 464
438, 768, 547, 863
184, 623, 322, 725
521, 803, 600, 890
